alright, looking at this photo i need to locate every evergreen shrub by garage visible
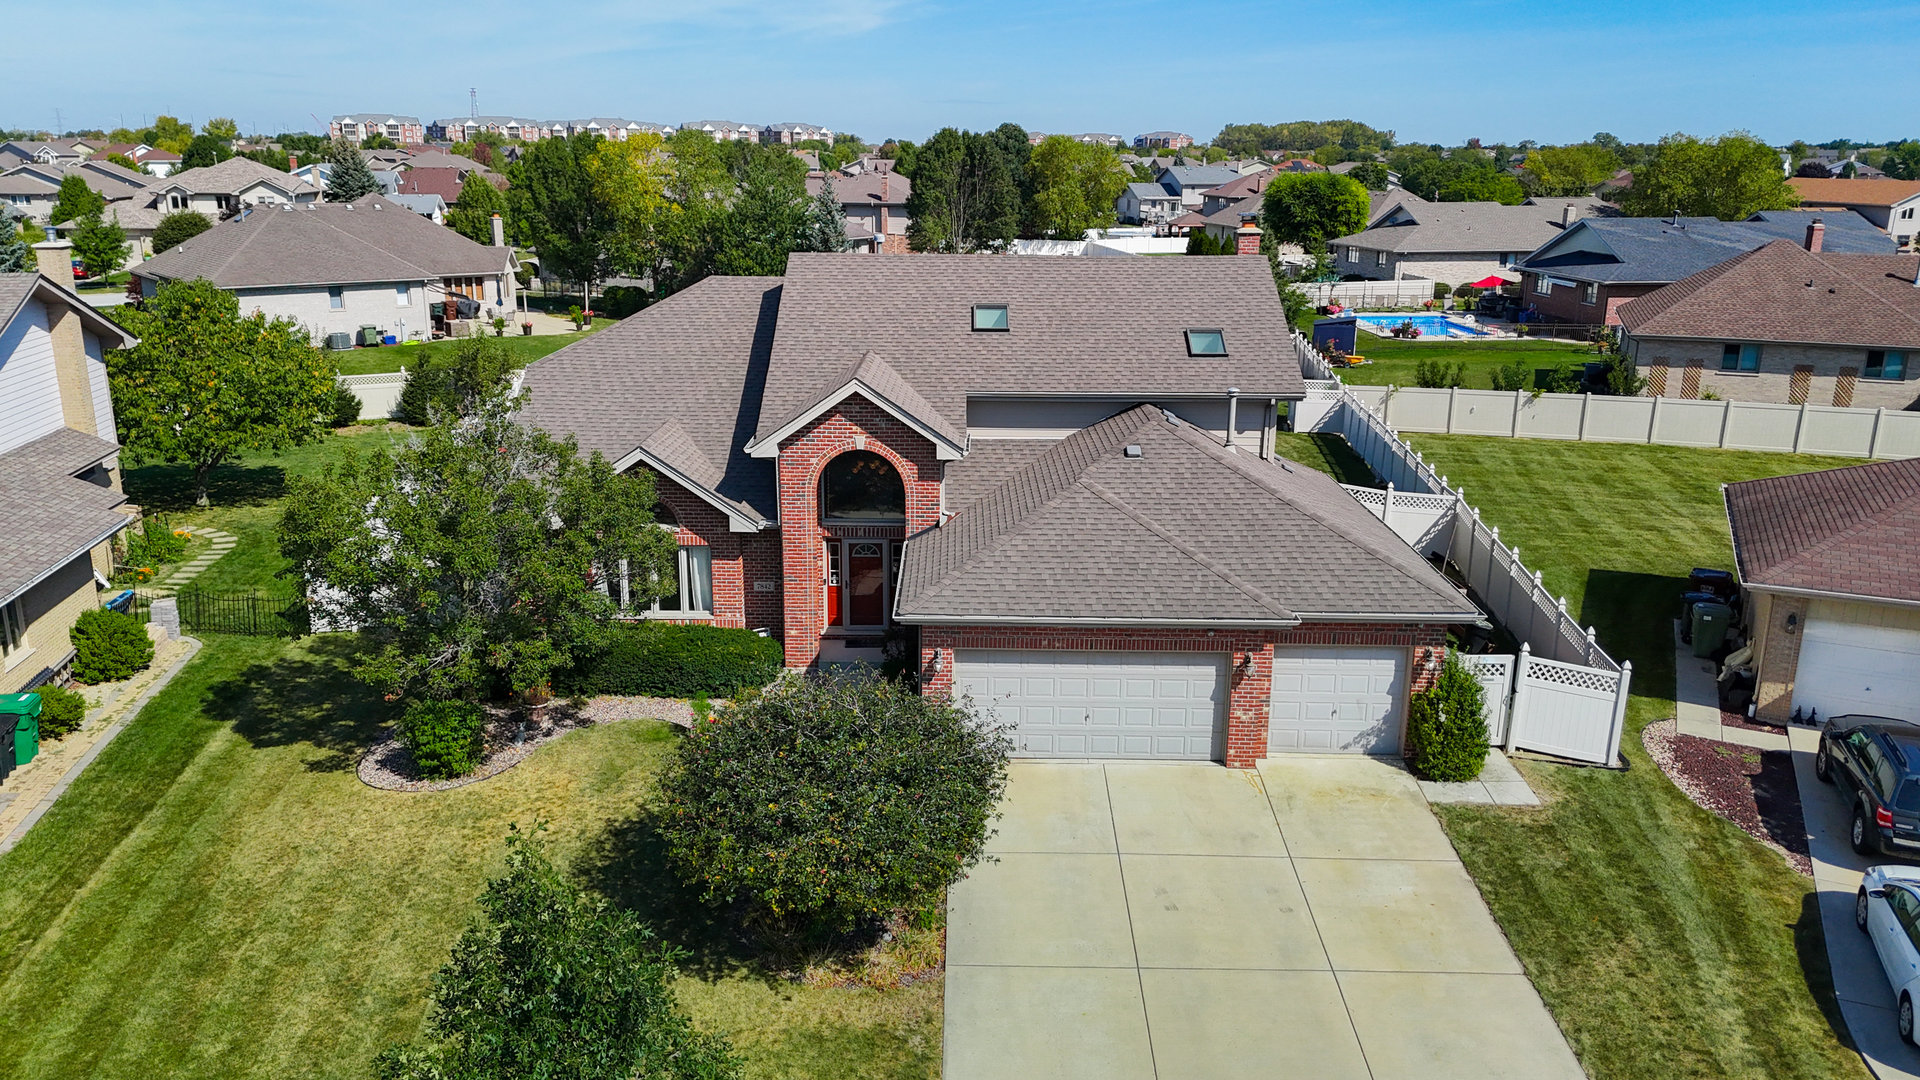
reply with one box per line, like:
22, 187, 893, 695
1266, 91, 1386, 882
35, 683, 87, 738
70, 608, 155, 684
562, 622, 784, 699
397, 699, 487, 780
657, 672, 1012, 931
1405, 652, 1490, 782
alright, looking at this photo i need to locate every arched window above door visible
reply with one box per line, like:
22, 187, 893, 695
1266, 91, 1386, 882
820, 450, 905, 523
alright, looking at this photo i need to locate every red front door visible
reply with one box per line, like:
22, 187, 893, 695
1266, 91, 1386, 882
846, 542, 886, 626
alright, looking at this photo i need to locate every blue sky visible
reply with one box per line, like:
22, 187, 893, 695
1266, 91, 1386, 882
6, 0, 1918, 145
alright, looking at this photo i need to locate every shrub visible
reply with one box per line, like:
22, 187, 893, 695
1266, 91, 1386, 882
1489, 359, 1532, 392
36, 683, 87, 739
1432, 281, 1451, 299
1413, 356, 1466, 388
123, 515, 187, 567
397, 699, 487, 779
597, 285, 647, 319
560, 622, 784, 699
1405, 653, 1490, 782
151, 210, 214, 255
658, 672, 1012, 931
1543, 361, 1584, 394
329, 383, 363, 426
70, 607, 154, 684
395, 336, 516, 425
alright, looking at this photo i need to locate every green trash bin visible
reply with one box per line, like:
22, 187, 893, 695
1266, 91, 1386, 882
1690, 602, 1733, 659
0, 693, 40, 766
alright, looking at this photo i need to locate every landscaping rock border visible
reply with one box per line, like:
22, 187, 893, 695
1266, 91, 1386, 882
357, 695, 698, 793
1643, 718, 1811, 876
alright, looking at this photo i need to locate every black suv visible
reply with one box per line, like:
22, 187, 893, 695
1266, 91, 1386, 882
1817, 715, 1920, 857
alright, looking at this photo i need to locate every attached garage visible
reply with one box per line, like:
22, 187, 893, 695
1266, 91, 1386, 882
954, 650, 1225, 760
1791, 614, 1920, 724
1268, 647, 1408, 754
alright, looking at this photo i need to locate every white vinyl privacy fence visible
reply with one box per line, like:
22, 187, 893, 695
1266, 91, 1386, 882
1293, 333, 1632, 766
337, 371, 408, 421
1338, 383, 1920, 460
1299, 280, 1443, 309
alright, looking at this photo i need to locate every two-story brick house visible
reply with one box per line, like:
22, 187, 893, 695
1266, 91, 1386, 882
518, 255, 1480, 767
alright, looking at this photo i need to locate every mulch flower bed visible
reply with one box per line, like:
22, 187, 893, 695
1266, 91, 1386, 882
358, 695, 698, 793
1721, 707, 1785, 737
1643, 718, 1810, 876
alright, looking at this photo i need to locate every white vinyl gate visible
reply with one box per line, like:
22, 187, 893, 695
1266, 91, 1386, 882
954, 650, 1225, 760
1460, 645, 1630, 766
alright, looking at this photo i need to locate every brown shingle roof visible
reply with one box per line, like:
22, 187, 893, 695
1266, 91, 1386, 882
1617, 240, 1920, 348
1789, 177, 1920, 209
0, 428, 129, 606
1724, 459, 1920, 603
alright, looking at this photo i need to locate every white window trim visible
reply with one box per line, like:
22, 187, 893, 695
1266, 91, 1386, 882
0, 599, 31, 669
618, 545, 714, 618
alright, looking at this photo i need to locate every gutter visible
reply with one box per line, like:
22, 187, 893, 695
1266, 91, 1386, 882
1737, 582, 1920, 611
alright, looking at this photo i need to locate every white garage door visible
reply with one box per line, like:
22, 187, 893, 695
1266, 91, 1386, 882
1793, 618, 1920, 724
1269, 647, 1407, 754
953, 650, 1224, 760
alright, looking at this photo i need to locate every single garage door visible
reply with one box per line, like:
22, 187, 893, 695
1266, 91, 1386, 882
953, 650, 1224, 760
1269, 647, 1407, 754
1793, 617, 1920, 724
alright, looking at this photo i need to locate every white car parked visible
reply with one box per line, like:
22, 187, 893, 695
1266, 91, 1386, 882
1857, 864, 1920, 1043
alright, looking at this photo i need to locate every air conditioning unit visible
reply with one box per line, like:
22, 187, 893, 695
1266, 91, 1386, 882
324, 331, 352, 350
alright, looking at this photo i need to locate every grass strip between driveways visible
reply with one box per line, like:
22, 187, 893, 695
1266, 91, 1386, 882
1403, 436, 1869, 1080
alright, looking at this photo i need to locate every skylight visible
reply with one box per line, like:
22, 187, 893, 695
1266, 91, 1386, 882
972, 304, 1009, 332
1185, 329, 1227, 356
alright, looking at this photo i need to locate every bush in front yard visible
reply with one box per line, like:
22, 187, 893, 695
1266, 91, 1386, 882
328, 383, 364, 427
657, 671, 1012, 932
397, 699, 487, 779
1405, 652, 1489, 782
35, 683, 87, 738
70, 608, 155, 684
560, 623, 784, 699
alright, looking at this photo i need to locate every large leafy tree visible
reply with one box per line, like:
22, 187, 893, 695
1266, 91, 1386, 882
714, 151, 810, 276
518, 133, 619, 308
1026, 135, 1126, 239
150, 210, 213, 254
1437, 170, 1525, 204
1261, 171, 1371, 250
179, 133, 233, 171
201, 117, 239, 141
905, 127, 1019, 252
445, 170, 508, 245
277, 391, 676, 701
324, 140, 381, 202
49, 174, 103, 228
1882, 140, 1920, 181
1519, 143, 1623, 197
1619, 131, 1797, 220
374, 829, 742, 1080
109, 279, 335, 505
70, 208, 129, 279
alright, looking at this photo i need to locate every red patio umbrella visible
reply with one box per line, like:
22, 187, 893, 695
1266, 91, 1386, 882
1466, 274, 1512, 289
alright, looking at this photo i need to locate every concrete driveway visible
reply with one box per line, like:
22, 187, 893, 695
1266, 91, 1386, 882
944, 758, 1584, 1080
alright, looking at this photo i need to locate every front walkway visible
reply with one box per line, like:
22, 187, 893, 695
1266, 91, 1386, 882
944, 758, 1584, 1080
1790, 725, 1920, 1080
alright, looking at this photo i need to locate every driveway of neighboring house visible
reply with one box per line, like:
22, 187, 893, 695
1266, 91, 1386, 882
944, 758, 1585, 1080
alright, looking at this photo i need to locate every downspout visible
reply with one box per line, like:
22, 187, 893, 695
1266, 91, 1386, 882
1225, 387, 1239, 450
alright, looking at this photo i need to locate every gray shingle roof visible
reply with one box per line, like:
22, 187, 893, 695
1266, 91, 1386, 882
1725, 457, 1920, 604
0, 428, 129, 606
895, 405, 1480, 625
1126, 182, 1177, 200
1617, 240, 1920, 348
1522, 211, 1894, 284
131, 196, 514, 289
1330, 201, 1571, 255
148, 156, 311, 198
1159, 165, 1240, 192
807, 170, 909, 206
751, 253, 1302, 449
516, 277, 782, 523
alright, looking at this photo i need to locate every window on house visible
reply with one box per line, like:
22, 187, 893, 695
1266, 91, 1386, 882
1582, 282, 1599, 305
328, 286, 344, 310
821, 450, 905, 522
1346, 247, 1358, 263
1534, 276, 1552, 296
1866, 350, 1908, 379
971, 304, 1009, 331
1374, 250, 1387, 267
1184, 329, 1227, 356
395, 284, 410, 307
1904, 208, 1916, 220
618, 546, 712, 615
1721, 343, 1761, 371
0, 600, 26, 660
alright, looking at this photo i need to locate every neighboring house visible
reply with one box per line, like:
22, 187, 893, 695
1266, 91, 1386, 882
1157, 165, 1243, 211
429, 117, 556, 143
330, 115, 426, 145
1072, 133, 1125, 147
762, 123, 832, 145
6, 159, 150, 204
679, 121, 760, 142
563, 118, 673, 141
1725, 460, 1920, 725
0, 139, 97, 168
399, 151, 488, 174
1516, 210, 1893, 326
1134, 131, 1194, 150
130, 196, 518, 342
1789, 177, 1920, 249
386, 193, 446, 224
1270, 158, 1325, 173
518, 254, 1481, 766
395, 166, 506, 206
807, 170, 910, 253
1616, 238, 1920, 409
1326, 199, 1585, 285
93, 143, 181, 177
54, 202, 166, 268
0, 172, 58, 224
1117, 181, 1183, 226
143, 157, 319, 217
0, 258, 140, 694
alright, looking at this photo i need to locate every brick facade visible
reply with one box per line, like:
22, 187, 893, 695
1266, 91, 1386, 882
918, 623, 1448, 768
650, 475, 783, 630
1625, 336, 1920, 410
1522, 276, 1661, 327
775, 395, 944, 668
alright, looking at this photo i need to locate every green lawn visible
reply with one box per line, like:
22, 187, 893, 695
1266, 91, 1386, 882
330, 325, 606, 376
0, 435, 939, 1080
1403, 436, 1870, 1080
1335, 336, 1595, 390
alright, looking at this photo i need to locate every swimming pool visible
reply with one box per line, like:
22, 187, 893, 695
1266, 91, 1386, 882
1353, 314, 1494, 339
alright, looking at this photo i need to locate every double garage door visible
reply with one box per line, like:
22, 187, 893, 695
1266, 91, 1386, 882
951, 646, 1408, 760
1793, 616, 1920, 724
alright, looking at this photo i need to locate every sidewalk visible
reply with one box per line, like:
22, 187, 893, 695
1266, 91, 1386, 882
1673, 621, 1787, 751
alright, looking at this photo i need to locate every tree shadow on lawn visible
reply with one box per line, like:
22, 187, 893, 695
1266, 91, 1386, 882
124, 461, 289, 514
203, 634, 394, 772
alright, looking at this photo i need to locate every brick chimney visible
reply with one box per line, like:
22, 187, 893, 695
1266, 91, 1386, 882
30, 238, 100, 438
288, 153, 298, 170
880, 173, 890, 202
1235, 212, 1262, 255
491, 212, 504, 247
1805, 217, 1825, 253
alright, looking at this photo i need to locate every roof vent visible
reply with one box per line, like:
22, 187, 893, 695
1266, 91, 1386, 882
1124, 445, 1143, 458
281, 203, 292, 211
373, 203, 382, 210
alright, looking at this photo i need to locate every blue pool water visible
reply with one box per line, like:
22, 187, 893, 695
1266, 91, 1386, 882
1353, 314, 1493, 338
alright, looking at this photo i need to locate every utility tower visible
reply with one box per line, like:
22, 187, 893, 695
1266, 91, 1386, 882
469, 89, 478, 119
